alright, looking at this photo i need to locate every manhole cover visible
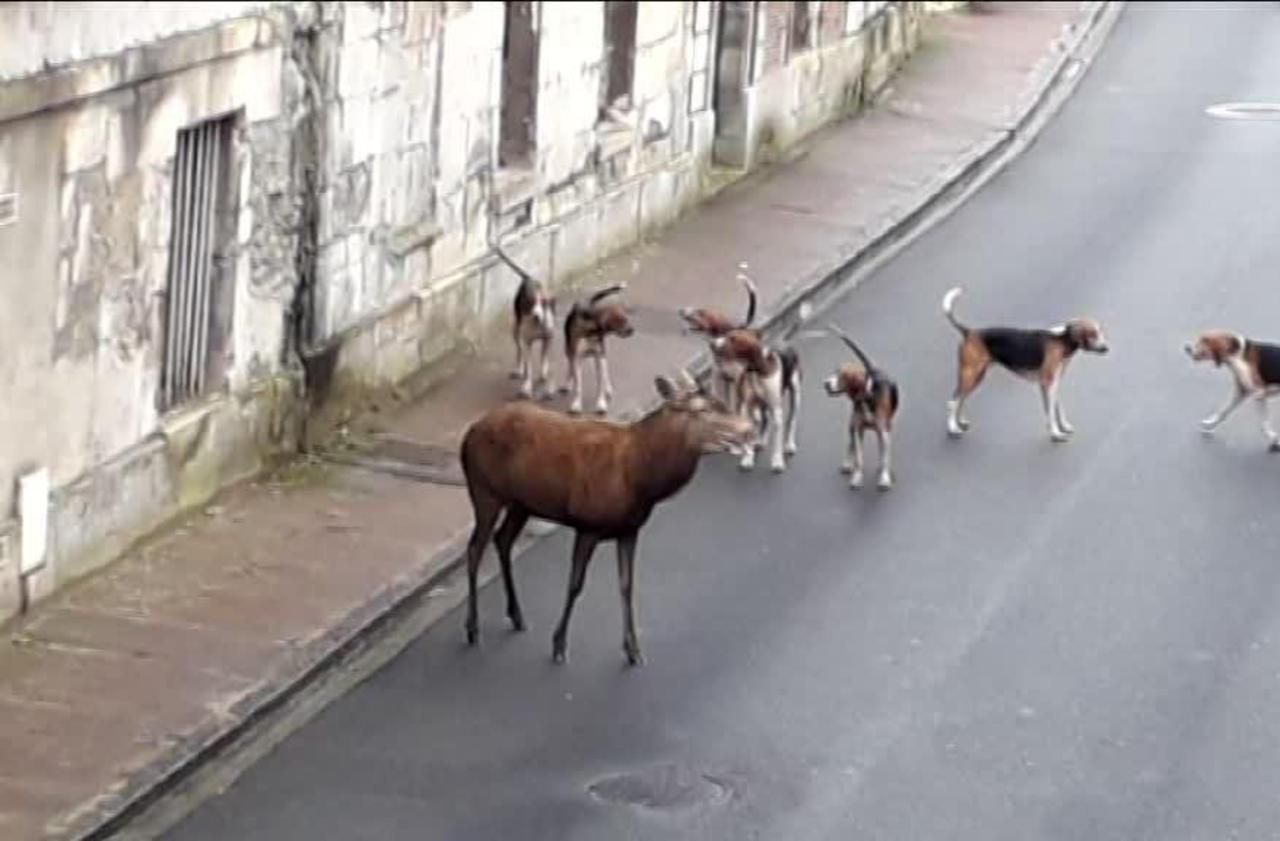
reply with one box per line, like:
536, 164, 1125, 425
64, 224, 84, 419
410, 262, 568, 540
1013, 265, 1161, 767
588, 764, 732, 811
1205, 102, 1280, 121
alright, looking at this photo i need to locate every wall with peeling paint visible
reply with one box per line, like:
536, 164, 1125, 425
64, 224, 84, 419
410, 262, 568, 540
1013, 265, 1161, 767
315, 0, 722, 394
0, 6, 308, 612
0, 0, 926, 622
0, 1, 279, 82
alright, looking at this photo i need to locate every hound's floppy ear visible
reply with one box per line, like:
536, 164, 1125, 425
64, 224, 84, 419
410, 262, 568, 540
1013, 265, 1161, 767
654, 376, 678, 401
1211, 334, 1242, 364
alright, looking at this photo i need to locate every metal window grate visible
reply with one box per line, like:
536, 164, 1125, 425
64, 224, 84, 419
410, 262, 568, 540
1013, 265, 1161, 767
161, 117, 230, 410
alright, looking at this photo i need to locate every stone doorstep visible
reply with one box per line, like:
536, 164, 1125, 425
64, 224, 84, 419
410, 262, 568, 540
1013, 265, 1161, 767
15, 3, 1120, 839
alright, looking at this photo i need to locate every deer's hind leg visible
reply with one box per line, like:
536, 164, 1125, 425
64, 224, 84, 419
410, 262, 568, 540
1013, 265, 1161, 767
493, 506, 531, 631
464, 489, 504, 646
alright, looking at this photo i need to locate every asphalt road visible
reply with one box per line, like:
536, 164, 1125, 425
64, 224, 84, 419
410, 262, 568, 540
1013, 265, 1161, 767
166, 5, 1280, 840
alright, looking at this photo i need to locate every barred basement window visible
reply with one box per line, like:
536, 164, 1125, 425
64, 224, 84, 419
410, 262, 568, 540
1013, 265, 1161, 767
601, 0, 638, 114
500, 1, 540, 168
160, 114, 235, 410
790, 1, 813, 55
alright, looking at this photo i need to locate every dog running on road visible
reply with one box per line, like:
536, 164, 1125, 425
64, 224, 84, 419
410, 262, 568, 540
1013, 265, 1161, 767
679, 265, 759, 414
497, 246, 557, 401
822, 324, 900, 490
942, 286, 1109, 442
1184, 330, 1280, 451
562, 284, 634, 415
711, 308, 807, 473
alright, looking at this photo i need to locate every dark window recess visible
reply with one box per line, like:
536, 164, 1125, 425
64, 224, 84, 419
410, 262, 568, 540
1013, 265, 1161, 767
160, 114, 237, 410
500, 1, 539, 168
0, 192, 17, 227
601, 0, 638, 115
790, 1, 812, 55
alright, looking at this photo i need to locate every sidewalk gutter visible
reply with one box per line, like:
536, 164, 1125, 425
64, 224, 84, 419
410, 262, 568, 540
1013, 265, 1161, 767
72, 4, 1124, 838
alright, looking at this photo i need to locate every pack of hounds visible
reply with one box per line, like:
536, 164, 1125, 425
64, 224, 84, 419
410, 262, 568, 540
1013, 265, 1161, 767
500, 244, 1280, 490
465, 243, 1280, 665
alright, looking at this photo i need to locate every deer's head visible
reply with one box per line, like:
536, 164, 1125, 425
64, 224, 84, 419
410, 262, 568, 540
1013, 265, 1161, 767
653, 373, 755, 454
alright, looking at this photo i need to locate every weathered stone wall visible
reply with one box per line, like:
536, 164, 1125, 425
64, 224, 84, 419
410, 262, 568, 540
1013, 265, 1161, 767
0, 0, 927, 623
0, 2, 279, 82
751, 1, 921, 159
0, 7, 309, 609
315, 0, 708, 397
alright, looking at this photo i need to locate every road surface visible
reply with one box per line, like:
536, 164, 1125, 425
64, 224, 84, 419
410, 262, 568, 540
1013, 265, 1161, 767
166, 4, 1280, 839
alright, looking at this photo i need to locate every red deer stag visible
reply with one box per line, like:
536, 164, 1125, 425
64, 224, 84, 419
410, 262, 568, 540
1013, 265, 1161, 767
460, 373, 755, 665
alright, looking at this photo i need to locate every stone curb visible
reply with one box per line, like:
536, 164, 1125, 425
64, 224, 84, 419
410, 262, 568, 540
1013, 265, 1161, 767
66, 4, 1123, 838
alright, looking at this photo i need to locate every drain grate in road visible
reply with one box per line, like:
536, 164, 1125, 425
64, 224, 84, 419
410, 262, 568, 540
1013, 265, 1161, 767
588, 764, 732, 811
1205, 102, 1280, 122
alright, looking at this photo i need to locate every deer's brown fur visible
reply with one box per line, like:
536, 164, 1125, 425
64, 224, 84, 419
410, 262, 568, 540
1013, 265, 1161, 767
460, 375, 754, 665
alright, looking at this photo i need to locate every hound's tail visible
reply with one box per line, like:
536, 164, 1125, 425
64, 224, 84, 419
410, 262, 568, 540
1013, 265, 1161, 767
739, 275, 759, 328
588, 283, 627, 306
942, 286, 968, 335
492, 244, 536, 284
826, 323, 873, 371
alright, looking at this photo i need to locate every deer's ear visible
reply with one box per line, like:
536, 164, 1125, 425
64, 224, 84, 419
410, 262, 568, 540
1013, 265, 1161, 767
654, 376, 678, 401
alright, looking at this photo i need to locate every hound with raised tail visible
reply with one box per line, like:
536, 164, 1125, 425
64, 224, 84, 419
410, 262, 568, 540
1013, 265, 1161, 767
562, 284, 634, 415
1184, 330, 1280, 451
496, 245, 557, 400
679, 264, 759, 412
942, 286, 1109, 442
823, 324, 900, 490
712, 307, 807, 473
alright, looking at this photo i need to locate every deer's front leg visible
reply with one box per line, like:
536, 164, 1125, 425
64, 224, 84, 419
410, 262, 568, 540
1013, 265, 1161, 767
616, 533, 643, 666
552, 532, 600, 663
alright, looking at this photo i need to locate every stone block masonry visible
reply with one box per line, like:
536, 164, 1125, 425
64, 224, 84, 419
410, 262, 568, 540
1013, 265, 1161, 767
0, 1, 927, 623
0, 5, 1119, 836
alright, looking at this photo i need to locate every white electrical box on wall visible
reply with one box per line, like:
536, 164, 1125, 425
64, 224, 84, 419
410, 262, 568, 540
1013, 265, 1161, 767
19, 467, 49, 575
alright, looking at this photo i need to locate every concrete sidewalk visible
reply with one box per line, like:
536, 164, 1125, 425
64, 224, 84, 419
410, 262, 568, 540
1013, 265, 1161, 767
0, 3, 1114, 838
